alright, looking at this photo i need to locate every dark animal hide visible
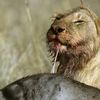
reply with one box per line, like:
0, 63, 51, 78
0, 74, 100, 100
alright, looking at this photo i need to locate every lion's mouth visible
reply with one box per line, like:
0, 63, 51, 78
48, 40, 68, 54
47, 32, 71, 54
47, 27, 72, 54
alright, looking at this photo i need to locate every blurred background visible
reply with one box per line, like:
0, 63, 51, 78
0, 0, 100, 88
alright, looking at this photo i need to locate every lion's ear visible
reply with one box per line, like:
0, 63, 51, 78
95, 18, 100, 35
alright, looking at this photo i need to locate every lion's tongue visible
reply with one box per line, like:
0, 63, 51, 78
55, 42, 67, 52
55, 43, 61, 49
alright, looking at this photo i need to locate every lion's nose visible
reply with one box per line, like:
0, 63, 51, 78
52, 26, 65, 35
56, 27, 65, 33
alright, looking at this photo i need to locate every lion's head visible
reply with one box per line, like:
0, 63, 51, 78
47, 7, 100, 77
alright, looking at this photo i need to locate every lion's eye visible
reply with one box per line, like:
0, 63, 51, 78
74, 20, 85, 25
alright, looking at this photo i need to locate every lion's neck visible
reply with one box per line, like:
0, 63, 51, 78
74, 48, 100, 89
57, 44, 93, 77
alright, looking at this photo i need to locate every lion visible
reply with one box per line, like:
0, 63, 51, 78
47, 6, 100, 89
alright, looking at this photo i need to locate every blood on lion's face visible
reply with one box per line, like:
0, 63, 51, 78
47, 7, 97, 54
47, 7, 100, 89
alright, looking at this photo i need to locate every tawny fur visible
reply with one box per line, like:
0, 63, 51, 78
47, 7, 100, 89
